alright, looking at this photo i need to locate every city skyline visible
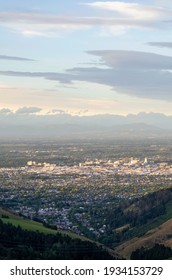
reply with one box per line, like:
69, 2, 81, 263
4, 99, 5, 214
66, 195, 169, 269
0, 0, 172, 116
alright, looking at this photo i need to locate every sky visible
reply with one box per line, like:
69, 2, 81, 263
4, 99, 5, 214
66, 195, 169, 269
0, 0, 172, 116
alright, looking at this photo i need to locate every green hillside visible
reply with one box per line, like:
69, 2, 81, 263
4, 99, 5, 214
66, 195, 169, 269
116, 200, 172, 259
0, 207, 119, 260
0, 207, 88, 240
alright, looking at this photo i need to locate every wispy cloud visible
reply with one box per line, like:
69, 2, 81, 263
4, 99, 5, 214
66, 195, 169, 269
82, 1, 172, 35
0, 12, 92, 37
0, 70, 73, 83
0, 54, 35, 61
0, 2, 170, 38
148, 42, 172, 48
84, 1, 168, 20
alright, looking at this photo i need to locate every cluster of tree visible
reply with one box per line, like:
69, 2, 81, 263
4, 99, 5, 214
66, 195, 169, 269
122, 190, 170, 227
130, 244, 172, 260
109, 188, 172, 228
0, 219, 115, 260
97, 188, 172, 247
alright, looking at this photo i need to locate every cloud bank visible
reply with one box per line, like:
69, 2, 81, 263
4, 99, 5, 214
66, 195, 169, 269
0, 50, 172, 101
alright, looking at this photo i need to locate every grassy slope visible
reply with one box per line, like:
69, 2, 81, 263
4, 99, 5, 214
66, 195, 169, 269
0, 207, 87, 240
0, 207, 119, 259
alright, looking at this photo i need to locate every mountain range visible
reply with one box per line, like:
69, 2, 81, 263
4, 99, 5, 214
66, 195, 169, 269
0, 112, 172, 139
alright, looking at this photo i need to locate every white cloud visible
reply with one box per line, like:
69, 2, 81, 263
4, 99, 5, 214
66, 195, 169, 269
84, 1, 169, 20
0, 12, 92, 37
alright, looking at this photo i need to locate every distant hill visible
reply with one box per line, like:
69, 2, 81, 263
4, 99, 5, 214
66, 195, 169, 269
0, 112, 172, 139
104, 122, 168, 139
0, 121, 171, 140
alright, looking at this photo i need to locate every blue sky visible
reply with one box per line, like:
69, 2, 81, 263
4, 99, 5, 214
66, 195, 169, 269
0, 0, 172, 116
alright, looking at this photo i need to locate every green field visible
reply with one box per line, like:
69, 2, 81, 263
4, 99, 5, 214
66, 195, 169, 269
0, 207, 87, 240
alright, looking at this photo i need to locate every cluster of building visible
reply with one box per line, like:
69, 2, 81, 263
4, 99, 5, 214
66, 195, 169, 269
0, 156, 171, 236
25, 157, 172, 176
